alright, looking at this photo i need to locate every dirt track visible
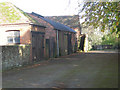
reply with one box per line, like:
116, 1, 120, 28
3, 51, 118, 88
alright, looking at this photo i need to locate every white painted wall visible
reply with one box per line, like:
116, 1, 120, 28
0, 27, 8, 45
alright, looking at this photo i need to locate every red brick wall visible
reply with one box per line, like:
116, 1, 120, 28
20, 28, 31, 44
28, 14, 57, 58
28, 14, 77, 56
28, 14, 56, 40
0, 24, 32, 45
31, 25, 45, 32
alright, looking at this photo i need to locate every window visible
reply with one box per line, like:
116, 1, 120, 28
6, 30, 20, 44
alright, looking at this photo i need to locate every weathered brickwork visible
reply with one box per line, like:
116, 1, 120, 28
28, 14, 77, 55
31, 25, 45, 32
28, 14, 57, 58
0, 24, 31, 45
28, 14, 56, 40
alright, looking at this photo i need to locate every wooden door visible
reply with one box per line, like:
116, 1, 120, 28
46, 39, 50, 58
50, 37, 56, 58
50, 37, 55, 58
45, 37, 55, 58
32, 31, 45, 61
68, 34, 72, 55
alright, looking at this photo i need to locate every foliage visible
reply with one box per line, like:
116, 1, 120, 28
101, 32, 120, 48
81, 23, 109, 50
82, 23, 119, 50
80, 1, 120, 37
17, 7, 41, 25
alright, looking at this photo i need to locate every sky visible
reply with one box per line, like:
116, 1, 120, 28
0, 0, 83, 16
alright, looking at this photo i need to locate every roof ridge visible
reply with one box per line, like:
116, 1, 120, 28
31, 12, 44, 18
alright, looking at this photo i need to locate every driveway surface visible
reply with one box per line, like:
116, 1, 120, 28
3, 51, 118, 88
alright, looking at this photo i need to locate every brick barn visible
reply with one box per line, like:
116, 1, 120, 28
28, 12, 77, 58
0, 2, 77, 62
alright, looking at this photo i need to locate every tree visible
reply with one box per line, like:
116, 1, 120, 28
101, 32, 120, 49
81, 24, 109, 50
80, 1, 120, 37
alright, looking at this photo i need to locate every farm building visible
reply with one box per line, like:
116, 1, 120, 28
46, 15, 89, 52
46, 15, 81, 41
0, 2, 77, 68
28, 12, 77, 58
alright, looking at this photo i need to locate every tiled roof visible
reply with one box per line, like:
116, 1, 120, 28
46, 15, 79, 28
31, 12, 76, 33
0, 2, 44, 27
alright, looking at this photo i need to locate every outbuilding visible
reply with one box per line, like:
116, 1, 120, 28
28, 12, 77, 58
0, 2, 77, 62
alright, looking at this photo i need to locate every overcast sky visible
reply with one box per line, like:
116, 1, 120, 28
0, 0, 83, 16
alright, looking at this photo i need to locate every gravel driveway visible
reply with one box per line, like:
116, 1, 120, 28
3, 51, 118, 88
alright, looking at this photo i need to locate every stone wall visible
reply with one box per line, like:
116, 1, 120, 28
1, 45, 31, 70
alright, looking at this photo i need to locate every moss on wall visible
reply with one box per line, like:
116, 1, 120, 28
0, 2, 44, 26
17, 7, 41, 25
0, 2, 21, 23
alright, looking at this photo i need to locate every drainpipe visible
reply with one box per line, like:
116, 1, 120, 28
56, 30, 59, 57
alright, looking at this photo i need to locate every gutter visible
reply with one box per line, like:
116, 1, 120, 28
0, 23, 30, 26
0, 23, 46, 28
29, 23, 46, 28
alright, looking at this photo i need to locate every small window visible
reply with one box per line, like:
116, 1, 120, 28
6, 30, 20, 44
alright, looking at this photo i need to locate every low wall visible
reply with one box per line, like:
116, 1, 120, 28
92, 45, 113, 50
1, 45, 31, 70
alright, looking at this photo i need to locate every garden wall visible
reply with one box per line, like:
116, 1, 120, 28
1, 45, 31, 70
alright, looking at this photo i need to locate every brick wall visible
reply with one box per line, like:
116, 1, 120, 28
0, 24, 32, 45
28, 14, 56, 40
28, 14, 57, 58
1, 45, 31, 70
31, 25, 45, 32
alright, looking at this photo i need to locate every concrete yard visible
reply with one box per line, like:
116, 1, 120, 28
2, 51, 118, 88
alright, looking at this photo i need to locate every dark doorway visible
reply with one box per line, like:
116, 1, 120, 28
31, 31, 45, 61
46, 39, 50, 58
79, 34, 86, 51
